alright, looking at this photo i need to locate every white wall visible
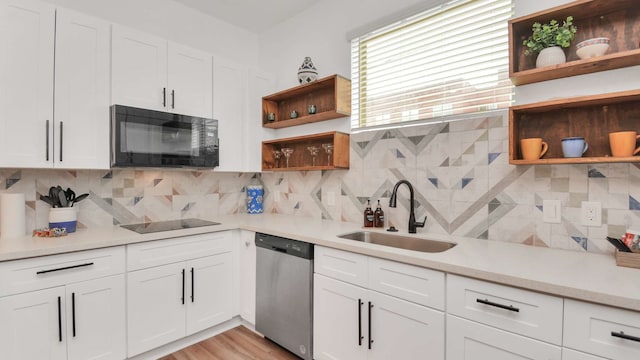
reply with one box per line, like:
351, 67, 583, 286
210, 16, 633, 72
41, 0, 259, 65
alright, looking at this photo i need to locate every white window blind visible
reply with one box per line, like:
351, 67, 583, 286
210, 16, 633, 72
351, 0, 514, 129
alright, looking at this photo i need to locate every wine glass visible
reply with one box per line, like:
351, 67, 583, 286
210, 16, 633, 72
307, 145, 320, 166
281, 147, 294, 168
272, 149, 282, 168
322, 143, 334, 166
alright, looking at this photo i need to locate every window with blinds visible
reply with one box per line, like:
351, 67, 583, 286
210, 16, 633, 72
351, 0, 514, 129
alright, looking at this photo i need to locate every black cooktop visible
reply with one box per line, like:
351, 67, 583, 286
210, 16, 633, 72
120, 218, 220, 234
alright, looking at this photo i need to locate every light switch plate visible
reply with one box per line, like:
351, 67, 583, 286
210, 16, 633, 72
543, 200, 561, 223
327, 192, 336, 206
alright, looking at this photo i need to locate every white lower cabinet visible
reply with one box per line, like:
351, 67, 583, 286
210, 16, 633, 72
313, 246, 445, 360
446, 315, 561, 360
126, 232, 233, 357
238, 230, 256, 324
0, 247, 126, 360
562, 348, 606, 360
563, 299, 640, 360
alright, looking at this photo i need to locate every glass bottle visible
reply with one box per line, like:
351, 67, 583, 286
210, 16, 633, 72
374, 200, 385, 228
364, 199, 374, 227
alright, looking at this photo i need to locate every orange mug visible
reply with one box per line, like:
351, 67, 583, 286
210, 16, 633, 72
609, 131, 640, 157
520, 138, 548, 160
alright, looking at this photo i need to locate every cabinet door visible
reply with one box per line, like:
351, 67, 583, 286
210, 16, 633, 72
66, 274, 126, 360
313, 274, 367, 360
446, 315, 561, 360
186, 253, 233, 334
367, 290, 445, 360
213, 56, 247, 171
127, 262, 186, 357
564, 299, 640, 360
112, 25, 167, 112
0, 286, 66, 360
54, 8, 110, 169
0, 0, 55, 168
168, 42, 212, 118
238, 230, 256, 324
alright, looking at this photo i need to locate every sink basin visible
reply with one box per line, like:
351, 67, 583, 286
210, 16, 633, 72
337, 231, 456, 253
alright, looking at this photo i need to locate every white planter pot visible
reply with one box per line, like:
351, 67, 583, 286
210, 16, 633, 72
49, 207, 78, 233
536, 46, 566, 68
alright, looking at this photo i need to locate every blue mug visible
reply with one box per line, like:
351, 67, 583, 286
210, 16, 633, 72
561, 137, 588, 158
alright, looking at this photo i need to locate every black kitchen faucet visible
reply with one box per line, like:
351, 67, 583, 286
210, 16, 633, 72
389, 180, 427, 234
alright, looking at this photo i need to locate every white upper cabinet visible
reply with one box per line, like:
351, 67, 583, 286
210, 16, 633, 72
213, 56, 247, 171
0, 0, 55, 168
0, 1, 110, 169
112, 25, 213, 118
54, 8, 110, 169
111, 25, 167, 113
169, 42, 213, 118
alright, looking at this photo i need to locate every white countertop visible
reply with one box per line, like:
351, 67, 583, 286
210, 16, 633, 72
1, 214, 638, 311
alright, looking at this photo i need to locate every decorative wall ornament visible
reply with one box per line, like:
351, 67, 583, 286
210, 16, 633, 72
297, 57, 318, 83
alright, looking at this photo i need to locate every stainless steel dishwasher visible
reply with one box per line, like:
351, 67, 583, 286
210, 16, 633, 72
255, 232, 313, 360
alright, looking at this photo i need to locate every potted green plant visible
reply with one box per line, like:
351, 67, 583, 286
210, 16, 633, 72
523, 16, 577, 68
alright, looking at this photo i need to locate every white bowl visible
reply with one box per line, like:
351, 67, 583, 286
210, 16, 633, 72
576, 37, 610, 59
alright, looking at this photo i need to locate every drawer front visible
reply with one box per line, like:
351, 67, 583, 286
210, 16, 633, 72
446, 315, 561, 360
127, 231, 232, 271
0, 246, 125, 297
447, 274, 563, 345
314, 246, 367, 287
562, 348, 606, 360
368, 256, 445, 310
564, 299, 640, 360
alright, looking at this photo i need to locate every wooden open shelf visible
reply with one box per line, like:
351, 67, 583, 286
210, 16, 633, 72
509, 0, 640, 85
262, 75, 351, 129
262, 131, 349, 171
509, 90, 640, 165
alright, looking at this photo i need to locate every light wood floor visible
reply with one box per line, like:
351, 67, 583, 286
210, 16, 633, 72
159, 326, 301, 360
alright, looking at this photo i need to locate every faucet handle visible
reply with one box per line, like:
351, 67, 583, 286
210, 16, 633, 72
415, 216, 427, 228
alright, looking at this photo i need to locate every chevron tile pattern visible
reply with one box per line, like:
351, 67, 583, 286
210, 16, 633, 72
261, 112, 640, 254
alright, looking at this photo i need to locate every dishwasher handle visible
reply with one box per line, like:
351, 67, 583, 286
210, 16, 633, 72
271, 246, 288, 253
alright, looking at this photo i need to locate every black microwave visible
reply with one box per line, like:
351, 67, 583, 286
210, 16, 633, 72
111, 105, 219, 168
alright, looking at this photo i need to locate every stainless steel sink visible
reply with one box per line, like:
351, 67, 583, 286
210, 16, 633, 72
337, 231, 456, 253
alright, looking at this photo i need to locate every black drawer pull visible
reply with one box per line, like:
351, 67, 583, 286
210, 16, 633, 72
37, 262, 94, 275
57, 296, 62, 342
190, 267, 195, 303
611, 331, 640, 343
181, 269, 185, 305
72, 292, 76, 337
368, 302, 374, 350
357, 299, 363, 346
476, 298, 520, 312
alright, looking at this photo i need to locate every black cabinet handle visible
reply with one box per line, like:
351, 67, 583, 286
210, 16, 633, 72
59, 121, 63, 162
36, 262, 94, 275
181, 269, 185, 305
45, 120, 50, 161
190, 267, 195, 303
357, 299, 363, 346
71, 292, 76, 337
476, 298, 520, 312
611, 331, 640, 343
171, 89, 175, 109
162, 87, 166, 107
368, 302, 374, 350
57, 296, 62, 342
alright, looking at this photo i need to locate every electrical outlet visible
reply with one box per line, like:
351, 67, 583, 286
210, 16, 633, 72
543, 199, 561, 223
581, 201, 601, 227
